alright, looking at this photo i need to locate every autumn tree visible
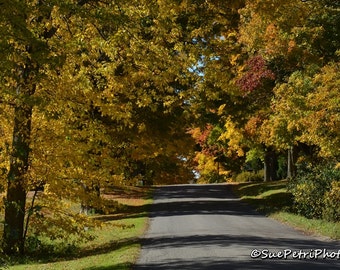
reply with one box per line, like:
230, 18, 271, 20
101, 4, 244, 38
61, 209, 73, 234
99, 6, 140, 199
231, 0, 340, 178
187, 0, 339, 182
0, 0, 199, 255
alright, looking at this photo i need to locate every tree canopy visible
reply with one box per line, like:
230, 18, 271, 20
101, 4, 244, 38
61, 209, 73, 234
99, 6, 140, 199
0, 0, 339, 255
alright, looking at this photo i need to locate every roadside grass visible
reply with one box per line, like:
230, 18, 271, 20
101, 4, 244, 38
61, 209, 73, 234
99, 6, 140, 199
5, 186, 153, 270
232, 180, 340, 240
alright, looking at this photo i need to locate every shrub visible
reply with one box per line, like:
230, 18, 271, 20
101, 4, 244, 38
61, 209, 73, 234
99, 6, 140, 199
290, 180, 325, 218
234, 170, 264, 182
208, 172, 225, 183
0, 249, 8, 270
323, 181, 340, 222
24, 235, 79, 258
288, 163, 340, 220
198, 172, 225, 183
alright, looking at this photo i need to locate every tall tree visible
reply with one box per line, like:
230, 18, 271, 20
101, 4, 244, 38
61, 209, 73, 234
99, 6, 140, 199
0, 0, 198, 254
234, 0, 339, 177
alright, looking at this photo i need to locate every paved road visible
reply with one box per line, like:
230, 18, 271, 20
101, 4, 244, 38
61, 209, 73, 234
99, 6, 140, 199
134, 184, 340, 270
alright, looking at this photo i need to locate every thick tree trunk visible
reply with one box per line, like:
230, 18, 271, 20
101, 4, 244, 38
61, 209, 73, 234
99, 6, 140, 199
263, 148, 278, 182
3, 102, 33, 255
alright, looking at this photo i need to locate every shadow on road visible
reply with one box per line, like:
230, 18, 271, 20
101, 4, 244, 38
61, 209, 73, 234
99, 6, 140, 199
141, 234, 337, 250
154, 184, 236, 200
150, 199, 260, 217
135, 184, 340, 270
135, 258, 339, 270
150, 184, 261, 217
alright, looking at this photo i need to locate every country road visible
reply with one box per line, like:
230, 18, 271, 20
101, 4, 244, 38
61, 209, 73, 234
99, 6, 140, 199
134, 184, 340, 270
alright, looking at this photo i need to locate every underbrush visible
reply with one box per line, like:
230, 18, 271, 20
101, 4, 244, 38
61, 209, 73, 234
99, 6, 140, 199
288, 163, 340, 222
1, 186, 152, 270
233, 170, 264, 183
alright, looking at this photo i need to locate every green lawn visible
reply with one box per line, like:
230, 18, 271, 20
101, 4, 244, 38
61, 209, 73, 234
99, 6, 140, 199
4, 186, 152, 270
9, 220, 144, 270
232, 180, 340, 240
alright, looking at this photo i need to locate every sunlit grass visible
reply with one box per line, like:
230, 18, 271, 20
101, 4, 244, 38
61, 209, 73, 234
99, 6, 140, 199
9, 217, 146, 270
272, 212, 340, 240
232, 180, 340, 240
6, 186, 153, 270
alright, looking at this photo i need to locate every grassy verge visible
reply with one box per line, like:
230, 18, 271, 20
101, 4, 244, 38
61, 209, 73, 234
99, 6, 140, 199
6, 186, 153, 270
232, 180, 340, 240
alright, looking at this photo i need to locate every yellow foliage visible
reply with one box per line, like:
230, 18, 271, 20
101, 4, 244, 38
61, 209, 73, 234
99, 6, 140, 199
219, 117, 245, 157
28, 191, 99, 242
301, 63, 340, 157
195, 152, 217, 176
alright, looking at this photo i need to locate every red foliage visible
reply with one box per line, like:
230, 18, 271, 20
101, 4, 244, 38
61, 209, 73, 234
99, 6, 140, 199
236, 55, 275, 94
197, 124, 213, 147
189, 125, 221, 157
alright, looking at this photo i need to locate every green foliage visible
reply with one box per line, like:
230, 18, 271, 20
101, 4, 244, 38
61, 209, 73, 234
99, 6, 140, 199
276, 155, 287, 180
199, 172, 225, 184
234, 170, 264, 183
245, 148, 264, 164
24, 235, 78, 258
323, 181, 340, 222
0, 247, 9, 270
290, 179, 325, 219
288, 164, 340, 220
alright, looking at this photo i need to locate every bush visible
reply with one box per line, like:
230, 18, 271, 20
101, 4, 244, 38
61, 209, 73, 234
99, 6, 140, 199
234, 170, 264, 182
323, 181, 340, 222
198, 172, 225, 183
288, 163, 340, 220
290, 179, 325, 218
0, 249, 9, 270
24, 235, 79, 258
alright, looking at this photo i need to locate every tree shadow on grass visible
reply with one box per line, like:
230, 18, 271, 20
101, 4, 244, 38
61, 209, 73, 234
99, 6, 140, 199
8, 203, 151, 266
235, 180, 288, 197
9, 187, 154, 267
77, 237, 140, 258
93, 202, 152, 223
103, 186, 155, 201
242, 191, 294, 215
10, 236, 141, 266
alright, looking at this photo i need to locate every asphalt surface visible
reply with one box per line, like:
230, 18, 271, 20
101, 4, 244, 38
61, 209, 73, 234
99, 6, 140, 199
134, 184, 340, 270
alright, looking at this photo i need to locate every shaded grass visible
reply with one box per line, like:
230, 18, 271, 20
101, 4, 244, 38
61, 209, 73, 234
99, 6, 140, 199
233, 180, 293, 214
232, 180, 340, 240
6, 186, 153, 270
9, 225, 142, 270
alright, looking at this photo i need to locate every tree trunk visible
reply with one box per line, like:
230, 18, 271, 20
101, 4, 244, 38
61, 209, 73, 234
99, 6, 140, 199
3, 101, 33, 255
80, 181, 101, 215
264, 148, 278, 182
287, 145, 297, 179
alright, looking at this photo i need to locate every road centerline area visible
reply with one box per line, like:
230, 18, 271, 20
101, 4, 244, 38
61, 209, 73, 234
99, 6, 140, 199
134, 184, 339, 270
